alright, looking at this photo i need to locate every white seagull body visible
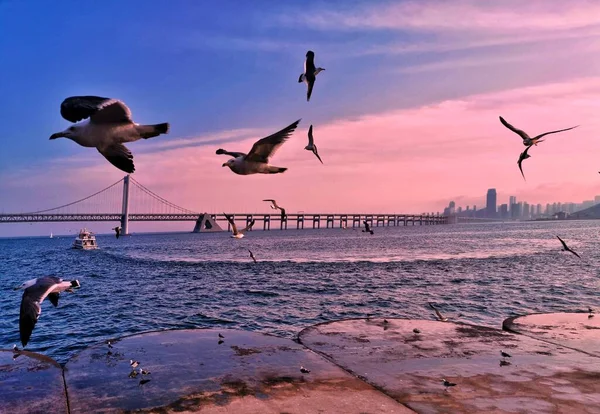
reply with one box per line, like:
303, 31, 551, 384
499, 116, 578, 147
50, 96, 170, 173
305, 125, 323, 164
298, 51, 325, 102
224, 213, 255, 238
220, 120, 301, 175
14, 276, 81, 347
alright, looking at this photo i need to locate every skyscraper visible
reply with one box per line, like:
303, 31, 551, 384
509, 196, 516, 211
486, 188, 497, 218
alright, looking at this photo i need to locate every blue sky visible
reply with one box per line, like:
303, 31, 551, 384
1, 1, 600, 236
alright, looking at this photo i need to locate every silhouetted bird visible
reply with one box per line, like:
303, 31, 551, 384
362, 221, 374, 235
517, 145, 533, 181
298, 51, 325, 102
556, 235, 581, 258
499, 116, 578, 147
305, 125, 323, 164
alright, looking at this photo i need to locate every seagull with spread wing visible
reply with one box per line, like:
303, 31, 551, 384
305, 125, 323, 164
517, 145, 533, 181
248, 249, 257, 263
263, 199, 286, 221
220, 120, 300, 175
224, 213, 255, 239
428, 303, 449, 322
298, 51, 325, 102
362, 220, 374, 235
50, 96, 170, 173
556, 235, 581, 259
499, 116, 578, 147
14, 276, 81, 347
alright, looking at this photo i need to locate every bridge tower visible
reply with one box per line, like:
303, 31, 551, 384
121, 175, 131, 235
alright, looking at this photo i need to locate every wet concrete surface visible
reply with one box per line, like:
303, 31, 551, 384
504, 313, 600, 357
299, 318, 600, 414
63, 328, 411, 413
0, 348, 67, 414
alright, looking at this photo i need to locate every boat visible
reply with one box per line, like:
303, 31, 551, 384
72, 228, 98, 250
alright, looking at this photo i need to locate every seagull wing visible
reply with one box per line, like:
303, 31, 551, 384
216, 149, 247, 158
60, 96, 132, 124
240, 220, 255, 233
306, 79, 315, 102
556, 235, 569, 250
569, 248, 581, 259
499, 116, 530, 140
308, 125, 314, 146
533, 125, 579, 140
224, 213, 238, 234
19, 277, 62, 347
312, 144, 323, 164
244, 120, 301, 163
97, 143, 135, 173
428, 303, 446, 321
47, 293, 60, 307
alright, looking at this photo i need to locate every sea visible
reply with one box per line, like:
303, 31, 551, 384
1, 220, 598, 364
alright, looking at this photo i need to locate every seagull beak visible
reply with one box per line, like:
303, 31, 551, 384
49, 132, 64, 140
222, 163, 227, 167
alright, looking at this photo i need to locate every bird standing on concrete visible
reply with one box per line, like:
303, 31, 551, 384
50, 96, 170, 173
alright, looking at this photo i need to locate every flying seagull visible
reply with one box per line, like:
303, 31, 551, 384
442, 379, 457, 390
428, 303, 449, 322
14, 276, 81, 347
298, 50, 325, 102
50, 96, 170, 173
362, 221, 374, 235
500, 350, 512, 359
224, 213, 255, 238
499, 116, 578, 147
300, 366, 311, 374
305, 125, 323, 164
556, 235, 581, 259
248, 249, 257, 263
263, 199, 286, 221
112, 226, 121, 239
517, 145, 533, 181
220, 120, 300, 175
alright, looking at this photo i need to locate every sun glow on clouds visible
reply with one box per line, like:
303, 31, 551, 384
6, 76, 600, 222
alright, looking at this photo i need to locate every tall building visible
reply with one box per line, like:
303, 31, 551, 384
486, 188, 497, 218
523, 202, 530, 219
509, 196, 516, 211
499, 204, 508, 219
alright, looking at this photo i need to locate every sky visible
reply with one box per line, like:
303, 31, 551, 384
1, 0, 600, 236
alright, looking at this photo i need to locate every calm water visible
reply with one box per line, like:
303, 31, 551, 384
1, 221, 599, 364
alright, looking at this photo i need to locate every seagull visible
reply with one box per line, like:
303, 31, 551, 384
556, 235, 581, 258
50, 96, 170, 173
112, 226, 121, 239
517, 145, 533, 181
130, 360, 140, 369
220, 120, 300, 175
298, 50, 325, 102
300, 366, 311, 374
107, 340, 113, 349
413, 328, 421, 334
500, 350, 512, 359
428, 303, 448, 322
128, 370, 139, 378
362, 221, 374, 235
263, 199, 286, 221
139, 368, 151, 375
248, 249, 257, 263
224, 213, 255, 239
305, 125, 323, 164
218, 333, 225, 340
442, 379, 457, 390
499, 360, 511, 367
14, 276, 81, 347
499, 116, 578, 147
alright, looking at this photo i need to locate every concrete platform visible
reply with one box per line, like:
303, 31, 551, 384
0, 349, 67, 414
64, 328, 412, 413
503, 312, 600, 357
299, 318, 600, 414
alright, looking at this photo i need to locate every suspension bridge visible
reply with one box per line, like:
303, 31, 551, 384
0, 176, 449, 234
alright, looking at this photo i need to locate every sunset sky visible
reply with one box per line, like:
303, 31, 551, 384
1, 1, 600, 236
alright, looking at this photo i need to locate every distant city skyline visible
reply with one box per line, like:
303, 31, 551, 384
442, 188, 600, 219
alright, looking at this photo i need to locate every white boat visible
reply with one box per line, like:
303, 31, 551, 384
72, 228, 98, 250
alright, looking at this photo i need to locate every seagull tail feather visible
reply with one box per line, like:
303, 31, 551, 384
137, 123, 170, 139
268, 167, 287, 174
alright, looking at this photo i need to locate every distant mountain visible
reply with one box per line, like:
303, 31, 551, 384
569, 204, 600, 219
